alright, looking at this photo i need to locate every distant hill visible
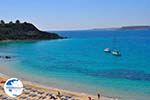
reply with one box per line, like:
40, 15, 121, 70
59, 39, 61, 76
0, 20, 63, 41
119, 26, 150, 30
93, 26, 150, 30
92, 28, 117, 31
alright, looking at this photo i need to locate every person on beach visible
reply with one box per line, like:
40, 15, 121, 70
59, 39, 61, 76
97, 93, 100, 100
88, 96, 92, 100
57, 91, 61, 98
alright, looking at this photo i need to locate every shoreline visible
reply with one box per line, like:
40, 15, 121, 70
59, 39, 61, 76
0, 71, 116, 100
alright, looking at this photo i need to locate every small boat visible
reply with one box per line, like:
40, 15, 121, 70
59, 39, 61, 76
104, 48, 111, 53
111, 50, 121, 56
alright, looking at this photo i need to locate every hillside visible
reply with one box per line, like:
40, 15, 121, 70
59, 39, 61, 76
0, 21, 63, 41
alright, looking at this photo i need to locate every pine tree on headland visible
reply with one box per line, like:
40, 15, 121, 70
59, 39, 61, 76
16, 20, 20, 24
0, 20, 5, 25
24, 21, 28, 24
9, 21, 13, 24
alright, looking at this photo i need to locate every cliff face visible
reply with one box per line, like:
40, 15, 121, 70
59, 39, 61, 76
0, 22, 63, 41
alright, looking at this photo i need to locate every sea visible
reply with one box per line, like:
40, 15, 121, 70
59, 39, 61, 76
0, 29, 150, 100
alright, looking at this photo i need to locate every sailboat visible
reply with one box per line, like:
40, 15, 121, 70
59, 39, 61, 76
111, 50, 121, 56
104, 48, 111, 53
111, 32, 122, 57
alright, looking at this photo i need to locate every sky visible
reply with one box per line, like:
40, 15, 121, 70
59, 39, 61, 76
0, 0, 150, 30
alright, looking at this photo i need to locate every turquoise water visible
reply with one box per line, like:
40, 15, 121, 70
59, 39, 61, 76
0, 30, 150, 100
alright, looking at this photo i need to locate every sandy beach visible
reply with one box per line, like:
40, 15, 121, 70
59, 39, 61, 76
0, 72, 116, 100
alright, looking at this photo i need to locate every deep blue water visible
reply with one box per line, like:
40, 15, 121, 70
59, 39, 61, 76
0, 30, 150, 100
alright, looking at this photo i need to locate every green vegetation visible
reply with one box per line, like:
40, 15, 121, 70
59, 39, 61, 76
0, 20, 63, 40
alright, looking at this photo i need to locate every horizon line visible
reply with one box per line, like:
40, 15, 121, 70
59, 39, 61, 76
45, 25, 150, 31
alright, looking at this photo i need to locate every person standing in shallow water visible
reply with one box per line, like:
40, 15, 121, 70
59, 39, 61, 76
57, 91, 61, 98
97, 93, 100, 100
88, 96, 92, 100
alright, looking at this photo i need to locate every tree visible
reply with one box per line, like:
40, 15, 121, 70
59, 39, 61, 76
16, 20, 20, 24
9, 21, 13, 24
24, 21, 28, 24
0, 20, 5, 24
